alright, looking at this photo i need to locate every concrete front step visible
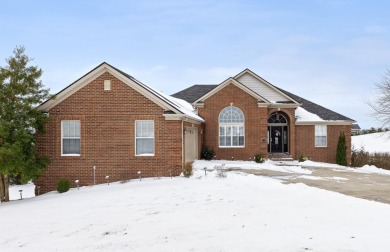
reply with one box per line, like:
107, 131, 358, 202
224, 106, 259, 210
268, 153, 293, 161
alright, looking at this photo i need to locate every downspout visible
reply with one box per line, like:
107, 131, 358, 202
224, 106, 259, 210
181, 119, 184, 168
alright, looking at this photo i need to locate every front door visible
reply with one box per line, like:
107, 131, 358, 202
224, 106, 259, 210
268, 126, 288, 153
269, 126, 283, 152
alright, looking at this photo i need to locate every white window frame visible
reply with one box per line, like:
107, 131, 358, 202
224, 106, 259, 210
218, 106, 245, 148
315, 125, 327, 147
135, 120, 155, 156
61, 120, 81, 156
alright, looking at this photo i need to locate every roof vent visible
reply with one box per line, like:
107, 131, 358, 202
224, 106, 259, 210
104, 80, 111, 91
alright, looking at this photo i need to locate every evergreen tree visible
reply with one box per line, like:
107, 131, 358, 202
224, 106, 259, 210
336, 131, 347, 166
0, 46, 51, 202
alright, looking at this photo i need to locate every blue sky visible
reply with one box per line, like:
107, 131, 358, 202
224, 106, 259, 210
1, 0, 390, 129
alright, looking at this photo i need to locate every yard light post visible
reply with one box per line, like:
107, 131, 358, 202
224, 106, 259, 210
37, 186, 40, 196
137, 171, 142, 181
105, 176, 110, 185
168, 169, 172, 179
93, 166, 96, 185
203, 167, 207, 176
19, 190, 23, 200
75, 180, 79, 190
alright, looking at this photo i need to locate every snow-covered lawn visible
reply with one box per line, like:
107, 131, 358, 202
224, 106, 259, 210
352, 131, 390, 153
2, 162, 390, 251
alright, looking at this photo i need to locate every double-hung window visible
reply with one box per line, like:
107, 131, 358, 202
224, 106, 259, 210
62, 120, 80, 155
315, 125, 327, 147
135, 120, 154, 155
219, 106, 245, 147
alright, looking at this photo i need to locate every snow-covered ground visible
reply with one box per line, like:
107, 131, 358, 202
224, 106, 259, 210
352, 131, 390, 153
2, 161, 390, 251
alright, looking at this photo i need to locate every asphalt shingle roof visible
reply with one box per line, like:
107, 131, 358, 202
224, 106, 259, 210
172, 85, 218, 103
172, 85, 354, 122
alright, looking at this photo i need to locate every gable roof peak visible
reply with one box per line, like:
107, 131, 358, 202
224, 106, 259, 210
38, 62, 204, 122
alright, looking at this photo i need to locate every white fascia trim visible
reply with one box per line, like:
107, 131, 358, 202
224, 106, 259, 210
234, 69, 300, 105
269, 103, 301, 108
163, 114, 203, 124
193, 78, 268, 104
296, 121, 354, 126
38, 63, 180, 115
257, 103, 269, 108
193, 103, 204, 108
39, 67, 107, 111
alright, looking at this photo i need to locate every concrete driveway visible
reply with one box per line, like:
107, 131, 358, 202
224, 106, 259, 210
237, 165, 390, 204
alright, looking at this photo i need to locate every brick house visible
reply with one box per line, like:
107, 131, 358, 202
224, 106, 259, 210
172, 68, 354, 163
35, 63, 204, 193
36, 64, 354, 193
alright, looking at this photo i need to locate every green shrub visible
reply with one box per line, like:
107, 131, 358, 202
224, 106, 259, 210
183, 162, 193, 178
254, 154, 265, 163
201, 146, 215, 160
336, 131, 347, 166
298, 154, 308, 162
57, 179, 70, 193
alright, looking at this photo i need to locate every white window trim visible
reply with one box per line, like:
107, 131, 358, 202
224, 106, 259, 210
315, 125, 327, 147
135, 120, 155, 156
61, 120, 81, 156
219, 122, 245, 148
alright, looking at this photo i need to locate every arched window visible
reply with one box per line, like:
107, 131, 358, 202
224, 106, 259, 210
268, 113, 287, 124
219, 106, 245, 147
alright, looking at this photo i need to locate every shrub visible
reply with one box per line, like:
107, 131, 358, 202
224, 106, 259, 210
254, 154, 265, 163
57, 179, 70, 193
298, 154, 308, 162
183, 162, 193, 178
351, 146, 390, 170
336, 131, 347, 166
201, 146, 215, 160
351, 146, 369, 167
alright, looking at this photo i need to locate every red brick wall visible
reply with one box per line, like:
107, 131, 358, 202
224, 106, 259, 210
198, 83, 269, 160
35, 72, 183, 193
196, 82, 352, 164
295, 124, 352, 164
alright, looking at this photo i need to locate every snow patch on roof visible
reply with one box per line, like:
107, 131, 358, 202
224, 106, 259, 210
149, 87, 204, 122
295, 107, 324, 122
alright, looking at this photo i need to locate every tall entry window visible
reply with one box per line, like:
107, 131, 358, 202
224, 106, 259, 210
219, 106, 245, 147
